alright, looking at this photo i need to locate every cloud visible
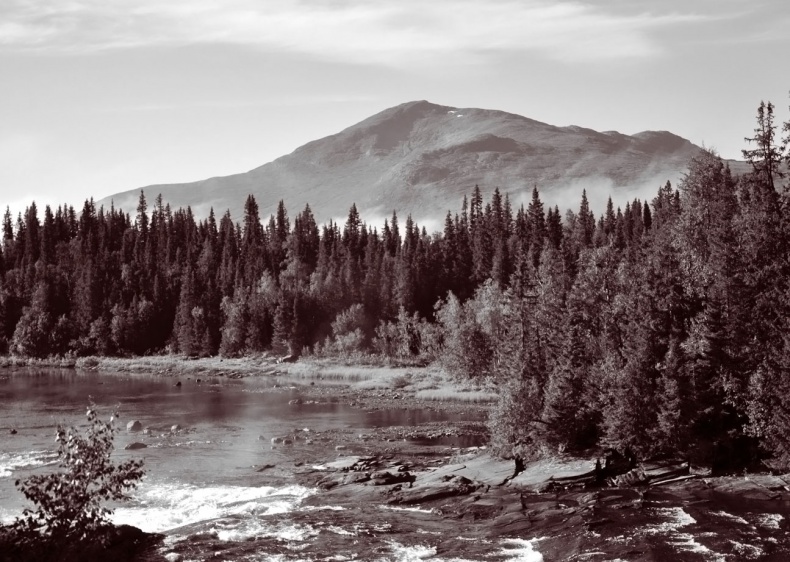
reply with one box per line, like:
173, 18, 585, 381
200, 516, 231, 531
97, 94, 378, 114
0, 0, 712, 64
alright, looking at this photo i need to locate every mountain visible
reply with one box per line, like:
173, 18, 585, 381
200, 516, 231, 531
99, 100, 746, 224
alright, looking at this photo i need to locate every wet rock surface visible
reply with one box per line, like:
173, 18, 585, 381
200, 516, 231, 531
161, 433, 790, 562
155, 371, 790, 561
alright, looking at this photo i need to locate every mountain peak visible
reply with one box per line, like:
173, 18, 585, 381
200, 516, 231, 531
99, 101, 729, 224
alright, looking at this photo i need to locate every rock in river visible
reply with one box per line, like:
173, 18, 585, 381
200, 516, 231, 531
127, 420, 143, 432
125, 442, 147, 450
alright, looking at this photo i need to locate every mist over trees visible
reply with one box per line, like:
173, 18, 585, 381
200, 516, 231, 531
2, 100, 790, 468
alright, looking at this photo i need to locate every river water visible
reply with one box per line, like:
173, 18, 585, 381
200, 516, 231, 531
0, 369, 541, 562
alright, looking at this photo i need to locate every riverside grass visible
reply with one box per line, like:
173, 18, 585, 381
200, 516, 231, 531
4, 353, 494, 405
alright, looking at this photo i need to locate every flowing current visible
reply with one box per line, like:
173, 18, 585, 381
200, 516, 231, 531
0, 368, 541, 561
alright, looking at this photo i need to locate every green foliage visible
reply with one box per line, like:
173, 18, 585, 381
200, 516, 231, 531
327, 304, 369, 354
6, 406, 144, 555
435, 281, 510, 379
374, 306, 434, 361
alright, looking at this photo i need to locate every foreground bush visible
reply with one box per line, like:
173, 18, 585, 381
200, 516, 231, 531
1, 406, 146, 562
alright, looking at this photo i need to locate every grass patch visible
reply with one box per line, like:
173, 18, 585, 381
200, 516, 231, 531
0, 356, 76, 369
275, 359, 445, 392
415, 388, 497, 403
72, 355, 280, 377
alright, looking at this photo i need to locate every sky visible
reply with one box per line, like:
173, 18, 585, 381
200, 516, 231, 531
1, 0, 788, 217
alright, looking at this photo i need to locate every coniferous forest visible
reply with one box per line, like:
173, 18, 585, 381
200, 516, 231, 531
2, 101, 790, 469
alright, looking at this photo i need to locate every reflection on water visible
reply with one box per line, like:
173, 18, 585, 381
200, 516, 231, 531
366, 407, 484, 427
0, 367, 479, 524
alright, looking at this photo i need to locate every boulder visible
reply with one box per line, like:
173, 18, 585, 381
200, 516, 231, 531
343, 472, 372, 484
271, 437, 283, 445
609, 466, 647, 487
326, 456, 370, 471
125, 442, 148, 450
317, 475, 343, 490
396, 479, 478, 504
170, 424, 182, 433
9, 428, 17, 435
127, 420, 143, 432
372, 471, 415, 486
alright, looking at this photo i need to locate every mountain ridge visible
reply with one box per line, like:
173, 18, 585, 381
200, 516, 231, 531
99, 100, 747, 224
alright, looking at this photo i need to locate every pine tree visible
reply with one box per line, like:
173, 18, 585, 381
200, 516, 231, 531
271, 290, 293, 356
527, 187, 546, 267
173, 267, 198, 356
743, 101, 785, 191
240, 195, 265, 287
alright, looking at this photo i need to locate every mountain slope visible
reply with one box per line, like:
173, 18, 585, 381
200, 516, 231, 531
100, 100, 740, 224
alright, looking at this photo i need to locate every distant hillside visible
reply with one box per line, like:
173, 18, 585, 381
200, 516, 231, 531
99, 100, 749, 224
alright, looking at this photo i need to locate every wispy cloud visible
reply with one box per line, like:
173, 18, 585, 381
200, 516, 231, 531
0, 0, 713, 64
96, 94, 377, 113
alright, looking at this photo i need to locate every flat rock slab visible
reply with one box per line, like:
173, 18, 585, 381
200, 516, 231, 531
456, 455, 515, 486
746, 474, 790, 491
709, 478, 781, 502
397, 482, 477, 504
325, 456, 372, 471
509, 458, 594, 490
643, 462, 688, 479
416, 462, 469, 486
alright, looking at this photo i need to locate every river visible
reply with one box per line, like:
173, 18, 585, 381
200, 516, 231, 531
1, 368, 532, 562
7, 368, 785, 562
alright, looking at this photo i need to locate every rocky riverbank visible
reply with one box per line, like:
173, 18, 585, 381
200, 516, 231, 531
7, 357, 790, 561
161, 437, 790, 561
158, 357, 790, 561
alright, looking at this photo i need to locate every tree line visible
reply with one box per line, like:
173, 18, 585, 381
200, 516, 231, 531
1, 99, 790, 468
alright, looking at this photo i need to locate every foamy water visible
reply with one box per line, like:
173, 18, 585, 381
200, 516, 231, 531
386, 542, 438, 561
0, 450, 58, 478
111, 480, 315, 534
645, 507, 696, 534
755, 513, 784, 530
499, 538, 544, 562
644, 507, 727, 561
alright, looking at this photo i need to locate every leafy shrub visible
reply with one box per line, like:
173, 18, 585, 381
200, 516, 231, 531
374, 307, 423, 358
4, 406, 145, 558
435, 281, 511, 379
321, 304, 371, 356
